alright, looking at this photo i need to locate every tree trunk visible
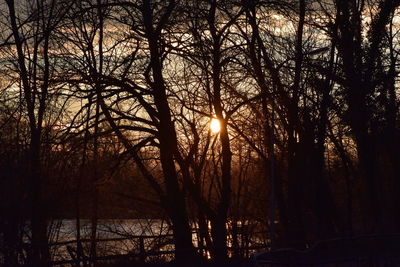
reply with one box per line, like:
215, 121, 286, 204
30, 130, 50, 266
286, 0, 306, 246
142, 0, 195, 260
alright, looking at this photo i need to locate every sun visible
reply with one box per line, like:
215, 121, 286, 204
210, 117, 221, 133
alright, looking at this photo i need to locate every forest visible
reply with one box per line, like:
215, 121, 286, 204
1, 0, 400, 266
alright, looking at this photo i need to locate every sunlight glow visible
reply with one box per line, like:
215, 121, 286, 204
210, 118, 221, 133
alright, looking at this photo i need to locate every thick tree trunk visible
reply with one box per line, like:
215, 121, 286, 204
142, 1, 195, 260
5, 0, 51, 264
2, 179, 20, 267
312, 44, 338, 239
210, 216, 228, 260
30, 130, 50, 266
209, 120, 231, 260
159, 143, 195, 259
287, 0, 306, 246
209, 1, 232, 258
341, 39, 380, 233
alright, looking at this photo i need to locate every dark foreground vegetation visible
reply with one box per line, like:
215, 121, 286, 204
1, 0, 400, 266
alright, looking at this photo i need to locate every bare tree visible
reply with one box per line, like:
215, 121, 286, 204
3, 0, 70, 264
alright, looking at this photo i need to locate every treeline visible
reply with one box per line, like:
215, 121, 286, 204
1, 0, 400, 265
